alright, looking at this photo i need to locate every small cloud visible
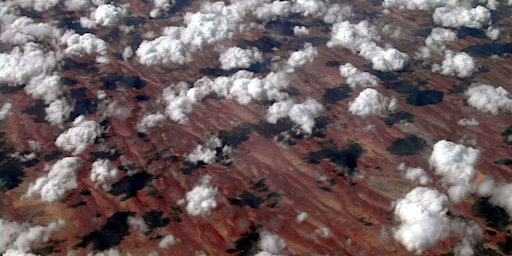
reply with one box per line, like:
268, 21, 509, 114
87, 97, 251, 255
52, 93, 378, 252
0, 218, 64, 254
465, 84, 512, 114
158, 234, 178, 248
397, 163, 431, 185
457, 118, 479, 126
433, 6, 491, 29
349, 88, 398, 117
296, 212, 308, 223
0, 103, 13, 121
90, 159, 119, 191
266, 98, 325, 135
45, 98, 74, 127
136, 36, 191, 66
432, 51, 477, 78
429, 140, 480, 203
63, 33, 109, 64
55, 116, 101, 155
24, 157, 81, 202
339, 63, 380, 88
219, 46, 263, 70
286, 43, 318, 72
257, 231, 287, 255
80, 4, 128, 29
293, 26, 310, 36
185, 175, 218, 216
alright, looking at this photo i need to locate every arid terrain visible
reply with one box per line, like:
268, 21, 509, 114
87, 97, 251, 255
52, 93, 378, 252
0, 0, 511, 255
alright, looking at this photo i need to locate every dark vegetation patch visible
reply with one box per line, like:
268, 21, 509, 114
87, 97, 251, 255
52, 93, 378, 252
386, 135, 427, 156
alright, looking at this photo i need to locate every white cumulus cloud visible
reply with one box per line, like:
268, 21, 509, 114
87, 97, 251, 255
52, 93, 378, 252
90, 159, 119, 191
286, 43, 318, 71
433, 6, 491, 29
266, 98, 325, 135
432, 51, 477, 78
55, 116, 101, 155
0, 218, 64, 254
25, 157, 81, 202
429, 140, 480, 202
339, 63, 380, 88
185, 175, 218, 216
465, 84, 512, 114
219, 46, 263, 70
348, 88, 398, 116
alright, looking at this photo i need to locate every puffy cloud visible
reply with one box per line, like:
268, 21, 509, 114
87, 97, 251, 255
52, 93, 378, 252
397, 163, 431, 185
370, 48, 410, 72
185, 136, 222, 165
416, 27, 457, 59
489, 183, 512, 217
432, 51, 477, 78
327, 21, 379, 52
486, 26, 500, 40
339, 63, 380, 88
433, 6, 491, 29
266, 98, 325, 134
465, 84, 512, 114
55, 116, 101, 155
136, 36, 191, 66
457, 118, 479, 126
161, 83, 196, 124
429, 140, 479, 202
0, 103, 13, 121
25, 157, 81, 202
257, 231, 287, 255
158, 234, 178, 248
80, 4, 128, 28
90, 159, 119, 191
150, 0, 175, 18
292, 0, 328, 17
127, 216, 150, 233
185, 175, 218, 216
315, 226, 331, 238
87, 248, 122, 256
180, 11, 237, 51
0, 218, 64, 254
63, 33, 109, 64
254, 1, 293, 20
286, 43, 318, 71
348, 88, 398, 116
327, 20, 409, 71
0, 16, 61, 45
0, 42, 59, 86
219, 46, 263, 70
382, 0, 459, 10
64, 0, 91, 11
45, 98, 74, 126
25, 74, 63, 104
10, 0, 59, 12
393, 187, 451, 254
293, 26, 310, 36
136, 112, 167, 132
296, 212, 308, 223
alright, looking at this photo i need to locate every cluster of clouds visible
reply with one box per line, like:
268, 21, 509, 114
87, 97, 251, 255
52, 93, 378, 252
393, 187, 483, 255
150, 0, 175, 18
433, 6, 491, 29
55, 115, 101, 155
348, 88, 398, 117
266, 98, 325, 135
24, 157, 81, 202
142, 70, 291, 126
62, 32, 110, 64
90, 159, 119, 191
185, 175, 218, 216
429, 140, 480, 203
219, 46, 263, 70
185, 136, 234, 165
465, 84, 512, 114
327, 20, 410, 72
339, 63, 380, 88
476, 179, 512, 217
0, 218, 64, 255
